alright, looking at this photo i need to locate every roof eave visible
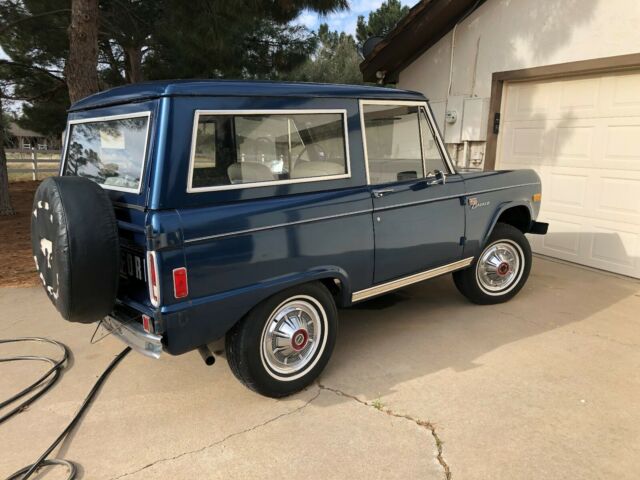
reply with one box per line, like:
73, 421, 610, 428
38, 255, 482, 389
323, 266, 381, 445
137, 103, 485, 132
360, 0, 483, 83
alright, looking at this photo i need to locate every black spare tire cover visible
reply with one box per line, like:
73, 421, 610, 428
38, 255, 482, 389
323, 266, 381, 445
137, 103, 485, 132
31, 176, 120, 323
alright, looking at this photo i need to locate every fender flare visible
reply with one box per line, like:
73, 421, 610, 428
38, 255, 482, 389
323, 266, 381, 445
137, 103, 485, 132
482, 200, 533, 247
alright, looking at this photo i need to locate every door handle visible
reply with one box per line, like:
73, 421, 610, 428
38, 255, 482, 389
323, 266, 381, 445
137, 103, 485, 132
372, 188, 395, 198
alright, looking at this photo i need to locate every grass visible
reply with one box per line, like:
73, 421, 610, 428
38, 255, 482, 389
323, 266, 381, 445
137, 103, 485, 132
371, 398, 385, 411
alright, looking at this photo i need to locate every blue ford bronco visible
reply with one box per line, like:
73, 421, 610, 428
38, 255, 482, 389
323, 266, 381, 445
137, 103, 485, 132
31, 80, 548, 397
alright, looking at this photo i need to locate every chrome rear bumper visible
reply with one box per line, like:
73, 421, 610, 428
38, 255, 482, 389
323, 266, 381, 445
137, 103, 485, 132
102, 315, 163, 359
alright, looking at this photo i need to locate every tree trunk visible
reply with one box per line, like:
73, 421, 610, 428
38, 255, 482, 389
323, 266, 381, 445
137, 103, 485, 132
0, 100, 14, 215
124, 46, 144, 83
0, 147, 13, 216
66, 0, 100, 103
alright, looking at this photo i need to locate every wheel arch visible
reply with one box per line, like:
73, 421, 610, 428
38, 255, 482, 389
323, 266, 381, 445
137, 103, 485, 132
162, 266, 351, 355
483, 202, 533, 246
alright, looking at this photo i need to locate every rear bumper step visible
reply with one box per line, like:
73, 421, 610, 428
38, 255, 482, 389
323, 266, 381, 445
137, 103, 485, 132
102, 315, 163, 359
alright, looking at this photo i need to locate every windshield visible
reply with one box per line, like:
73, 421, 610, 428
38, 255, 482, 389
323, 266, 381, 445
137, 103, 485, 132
63, 113, 150, 193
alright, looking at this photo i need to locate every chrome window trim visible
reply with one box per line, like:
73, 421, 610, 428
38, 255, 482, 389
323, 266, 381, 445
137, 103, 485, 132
60, 111, 152, 194
419, 105, 453, 175
186, 109, 352, 193
351, 257, 474, 302
416, 103, 428, 178
421, 102, 456, 174
358, 99, 456, 187
184, 208, 373, 244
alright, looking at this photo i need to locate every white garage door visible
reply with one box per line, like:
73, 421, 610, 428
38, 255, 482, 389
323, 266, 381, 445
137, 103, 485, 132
497, 71, 640, 278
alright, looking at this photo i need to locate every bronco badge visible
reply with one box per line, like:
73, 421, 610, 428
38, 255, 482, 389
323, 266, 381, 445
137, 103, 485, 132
468, 197, 491, 209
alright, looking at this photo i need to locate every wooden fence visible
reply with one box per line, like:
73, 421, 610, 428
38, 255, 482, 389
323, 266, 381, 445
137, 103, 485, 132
6, 148, 61, 180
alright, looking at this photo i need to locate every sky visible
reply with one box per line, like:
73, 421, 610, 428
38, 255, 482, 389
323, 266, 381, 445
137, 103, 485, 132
296, 0, 417, 37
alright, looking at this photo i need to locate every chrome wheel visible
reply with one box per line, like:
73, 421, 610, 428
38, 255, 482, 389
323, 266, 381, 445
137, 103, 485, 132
476, 240, 524, 295
260, 296, 326, 378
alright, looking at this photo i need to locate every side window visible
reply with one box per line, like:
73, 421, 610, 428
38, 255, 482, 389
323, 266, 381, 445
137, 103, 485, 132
362, 104, 424, 184
419, 107, 449, 175
189, 112, 348, 190
193, 119, 217, 171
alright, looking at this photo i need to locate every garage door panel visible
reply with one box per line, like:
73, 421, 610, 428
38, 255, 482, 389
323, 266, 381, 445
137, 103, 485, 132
506, 81, 554, 121
512, 126, 545, 157
590, 225, 638, 269
498, 70, 640, 278
538, 216, 583, 257
546, 172, 588, 210
534, 214, 640, 277
502, 119, 601, 169
603, 118, 640, 169
603, 72, 640, 116
552, 124, 596, 164
596, 174, 640, 219
558, 76, 601, 116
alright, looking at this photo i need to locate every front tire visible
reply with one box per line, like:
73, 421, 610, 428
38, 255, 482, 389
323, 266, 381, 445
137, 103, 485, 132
453, 223, 532, 305
225, 282, 337, 398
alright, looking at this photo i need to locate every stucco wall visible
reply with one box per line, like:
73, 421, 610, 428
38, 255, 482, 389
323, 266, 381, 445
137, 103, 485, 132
397, 0, 640, 166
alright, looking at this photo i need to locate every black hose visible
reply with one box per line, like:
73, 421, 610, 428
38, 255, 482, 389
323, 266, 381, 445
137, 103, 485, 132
1, 338, 131, 480
0, 338, 68, 425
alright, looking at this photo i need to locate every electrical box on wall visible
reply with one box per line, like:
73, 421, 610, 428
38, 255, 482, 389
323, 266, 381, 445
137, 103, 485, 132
443, 95, 465, 144
461, 97, 490, 142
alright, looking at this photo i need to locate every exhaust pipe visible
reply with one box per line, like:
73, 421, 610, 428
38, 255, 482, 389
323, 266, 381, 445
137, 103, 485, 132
198, 345, 216, 366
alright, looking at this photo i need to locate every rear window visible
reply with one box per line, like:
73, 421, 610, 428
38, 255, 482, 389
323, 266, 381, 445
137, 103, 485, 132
63, 113, 150, 193
189, 111, 349, 191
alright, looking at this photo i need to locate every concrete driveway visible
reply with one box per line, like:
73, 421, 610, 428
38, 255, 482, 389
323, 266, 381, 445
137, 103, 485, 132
1, 257, 639, 479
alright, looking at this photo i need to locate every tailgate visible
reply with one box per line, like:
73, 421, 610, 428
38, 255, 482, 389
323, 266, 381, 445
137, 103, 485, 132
115, 207, 151, 307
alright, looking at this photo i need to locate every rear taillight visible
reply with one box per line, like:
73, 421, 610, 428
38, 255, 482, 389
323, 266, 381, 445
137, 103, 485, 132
146, 251, 160, 306
173, 267, 189, 299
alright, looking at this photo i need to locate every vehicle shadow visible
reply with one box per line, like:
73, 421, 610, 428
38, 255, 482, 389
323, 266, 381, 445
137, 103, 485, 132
319, 253, 638, 401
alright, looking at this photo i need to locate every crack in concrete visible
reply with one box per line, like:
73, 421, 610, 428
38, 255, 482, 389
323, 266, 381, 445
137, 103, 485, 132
109, 388, 322, 480
318, 382, 451, 480
109, 383, 451, 480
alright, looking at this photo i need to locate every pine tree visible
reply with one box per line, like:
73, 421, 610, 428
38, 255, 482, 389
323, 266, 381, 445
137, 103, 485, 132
356, 0, 410, 48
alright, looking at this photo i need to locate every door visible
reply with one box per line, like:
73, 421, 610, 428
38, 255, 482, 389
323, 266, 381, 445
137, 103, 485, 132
497, 71, 640, 278
361, 101, 466, 284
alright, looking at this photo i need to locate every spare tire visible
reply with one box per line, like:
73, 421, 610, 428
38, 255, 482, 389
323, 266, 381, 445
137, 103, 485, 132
31, 176, 120, 323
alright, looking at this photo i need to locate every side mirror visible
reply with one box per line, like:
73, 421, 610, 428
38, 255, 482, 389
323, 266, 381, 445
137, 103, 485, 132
426, 169, 446, 185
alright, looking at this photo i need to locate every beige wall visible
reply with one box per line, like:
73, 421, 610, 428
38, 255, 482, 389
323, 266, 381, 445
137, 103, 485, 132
398, 0, 640, 166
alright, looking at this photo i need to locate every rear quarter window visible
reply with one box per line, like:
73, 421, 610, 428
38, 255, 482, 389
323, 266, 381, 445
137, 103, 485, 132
63, 113, 150, 193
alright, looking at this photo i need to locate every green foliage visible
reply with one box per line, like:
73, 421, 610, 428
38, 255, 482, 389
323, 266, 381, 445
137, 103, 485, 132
0, 0, 349, 135
288, 23, 362, 85
144, 2, 320, 80
0, 0, 69, 135
356, 0, 409, 48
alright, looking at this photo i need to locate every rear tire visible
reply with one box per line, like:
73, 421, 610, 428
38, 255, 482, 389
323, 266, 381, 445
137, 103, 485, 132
225, 282, 338, 398
453, 223, 532, 305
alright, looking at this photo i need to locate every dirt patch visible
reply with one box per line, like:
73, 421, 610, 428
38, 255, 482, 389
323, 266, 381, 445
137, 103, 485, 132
0, 181, 40, 287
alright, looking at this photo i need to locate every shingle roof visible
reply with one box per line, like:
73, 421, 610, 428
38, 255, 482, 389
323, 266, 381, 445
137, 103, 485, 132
7, 122, 44, 138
